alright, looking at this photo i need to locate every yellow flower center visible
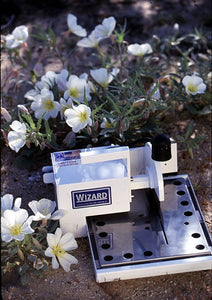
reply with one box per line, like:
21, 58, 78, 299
78, 111, 88, 122
69, 88, 79, 98
187, 83, 197, 93
40, 208, 50, 216
43, 99, 55, 111
52, 244, 66, 258
9, 224, 23, 236
104, 121, 113, 128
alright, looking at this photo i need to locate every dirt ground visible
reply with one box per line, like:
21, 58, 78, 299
1, 0, 212, 299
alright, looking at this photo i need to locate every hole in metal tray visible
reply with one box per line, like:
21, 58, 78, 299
104, 255, 113, 261
102, 243, 110, 249
184, 211, 193, 216
99, 232, 108, 237
123, 253, 133, 259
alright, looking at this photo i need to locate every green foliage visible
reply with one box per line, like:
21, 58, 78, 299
1, 15, 211, 165
176, 121, 206, 159
1, 218, 60, 285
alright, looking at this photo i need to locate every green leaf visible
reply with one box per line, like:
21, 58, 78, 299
22, 113, 36, 131
91, 102, 106, 116
9, 246, 18, 257
18, 263, 29, 276
7, 262, 17, 269
44, 119, 52, 137
27, 254, 36, 262
107, 94, 121, 114
48, 28, 56, 47
20, 272, 29, 285
185, 121, 194, 140
37, 114, 44, 132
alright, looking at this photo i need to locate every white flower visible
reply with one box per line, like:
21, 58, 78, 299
148, 83, 161, 100
25, 69, 69, 101
64, 75, 91, 102
5, 25, 28, 49
24, 85, 43, 101
45, 228, 78, 272
8, 120, 26, 153
127, 43, 153, 57
64, 104, 92, 133
28, 198, 66, 221
1, 194, 22, 216
59, 97, 73, 119
41, 71, 58, 89
57, 69, 69, 93
88, 80, 97, 93
90, 68, 119, 87
67, 14, 87, 37
100, 117, 116, 129
94, 16, 116, 39
182, 74, 206, 95
31, 88, 61, 120
1, 209, 34, 242
77, 30, 102, 48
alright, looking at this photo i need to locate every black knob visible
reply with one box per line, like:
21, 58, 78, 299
151, 134, 171, 162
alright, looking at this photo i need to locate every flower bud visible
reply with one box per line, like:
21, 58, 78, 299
87, 126, 92, 136
25, 139, 31, 149
40, 141, 46, 151
63, 131, 76, 147
17, 105, 29, 114
152, 35, 160, 43
32, 237, 42, 250
94, 120, 99, 131
173, 23, 179, 32
33, 62, 44, 77
1, 107, 12, 122
18, 248, 25, 261
198, 53, 209, 61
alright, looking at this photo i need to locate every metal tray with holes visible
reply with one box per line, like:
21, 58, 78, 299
86, 175, 212, 282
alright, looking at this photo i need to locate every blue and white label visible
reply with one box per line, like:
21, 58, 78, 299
72, 187, 112, 209
53, 150, 81, 162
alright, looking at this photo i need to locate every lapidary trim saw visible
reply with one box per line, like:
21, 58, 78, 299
43, 134, 212, 282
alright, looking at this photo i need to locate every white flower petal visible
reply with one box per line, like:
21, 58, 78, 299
58, 252, 78, 272
197, 83, 206, 93
28, 200, 39, 214
45, 247, 55, 258
14, 209, 28, 224
94, 16, 116, 39
8, 131, 26, 153
67, 14, 87, 37
1, 194, 13, 214
60, 232, 78, 251
182, 74, 206, 95
51, 209, 66, 220
13, 197, 22, 211
46, 233, 58, 248
54, 228, 63, 243
77, 30, 101, 48
10, 121, 26, 133
1, 233, 13, 242
22, 222, 34, 234
51, 255, 60, 269
12, 26, 28, 43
